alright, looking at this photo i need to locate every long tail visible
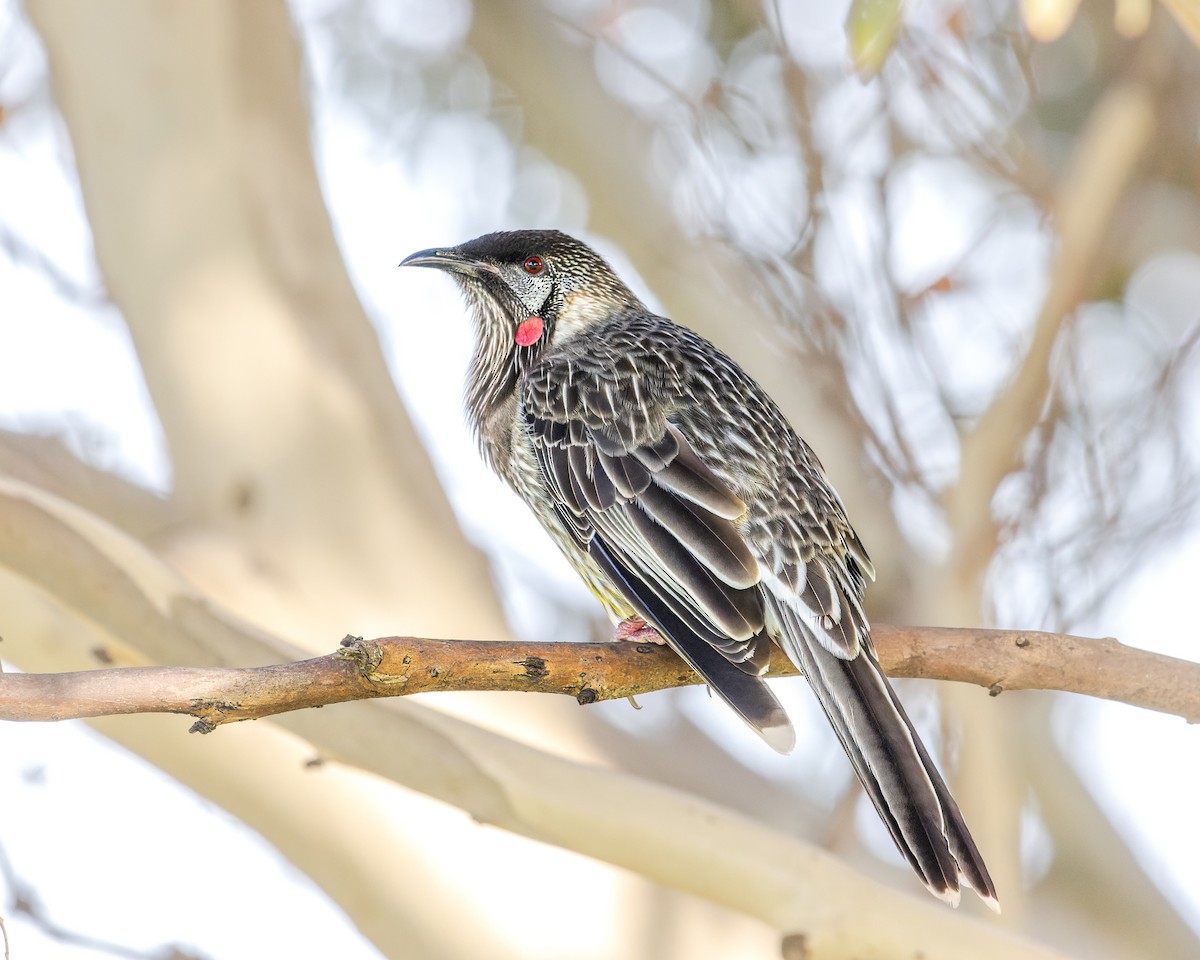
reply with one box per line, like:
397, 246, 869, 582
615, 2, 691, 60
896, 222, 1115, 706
772, 598, 999, 909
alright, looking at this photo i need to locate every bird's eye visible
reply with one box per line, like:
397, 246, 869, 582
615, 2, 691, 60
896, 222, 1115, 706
523, 255, 545, 275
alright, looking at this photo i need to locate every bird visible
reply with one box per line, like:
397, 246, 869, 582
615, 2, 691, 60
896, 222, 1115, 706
400, 229, 998, 909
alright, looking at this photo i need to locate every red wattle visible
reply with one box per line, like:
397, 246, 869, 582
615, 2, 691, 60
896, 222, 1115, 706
515, 316, 544, 347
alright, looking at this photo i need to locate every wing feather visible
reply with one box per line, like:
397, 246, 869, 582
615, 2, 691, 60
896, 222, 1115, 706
636, 482, 759, 589
589, 536, 792, 750
620, 499, 763, 640
596, 448, 652, 498
523, 381, 787, 746
652, 425, 746, 519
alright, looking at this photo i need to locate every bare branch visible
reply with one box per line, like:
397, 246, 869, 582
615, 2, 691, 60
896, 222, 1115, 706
0, 542, 1072, 959
0, 480, 1070, 957
2, 626, 1196, 727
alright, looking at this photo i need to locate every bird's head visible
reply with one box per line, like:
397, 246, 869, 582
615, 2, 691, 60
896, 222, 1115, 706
400, 230, 640, 372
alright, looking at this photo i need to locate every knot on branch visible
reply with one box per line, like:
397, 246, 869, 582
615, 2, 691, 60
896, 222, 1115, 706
189, 699, 241, 733
516, 656, 549, 681
336, 635, 383, 676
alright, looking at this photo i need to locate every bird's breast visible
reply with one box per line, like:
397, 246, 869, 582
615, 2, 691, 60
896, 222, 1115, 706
492, 399, 631, 622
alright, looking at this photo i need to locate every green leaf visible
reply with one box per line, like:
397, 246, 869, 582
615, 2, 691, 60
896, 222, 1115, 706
846, 0, 906, 78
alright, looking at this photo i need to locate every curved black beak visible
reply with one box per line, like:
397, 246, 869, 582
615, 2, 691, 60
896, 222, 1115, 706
399, 247, 495, 278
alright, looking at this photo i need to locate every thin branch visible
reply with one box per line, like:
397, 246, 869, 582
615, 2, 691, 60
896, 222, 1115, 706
2, 626, 1196, 727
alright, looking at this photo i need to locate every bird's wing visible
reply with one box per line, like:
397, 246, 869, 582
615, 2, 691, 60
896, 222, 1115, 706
522, 357, 794, 752
737, 450, 877, 662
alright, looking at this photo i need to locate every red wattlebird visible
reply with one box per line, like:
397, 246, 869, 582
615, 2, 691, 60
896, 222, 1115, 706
401, 230, 998, 909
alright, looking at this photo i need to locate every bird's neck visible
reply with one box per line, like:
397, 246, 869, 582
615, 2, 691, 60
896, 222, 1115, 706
462, 295, 521, 474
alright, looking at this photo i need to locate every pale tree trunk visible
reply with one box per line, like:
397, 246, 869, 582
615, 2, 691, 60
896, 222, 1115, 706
24, 0, 504, 644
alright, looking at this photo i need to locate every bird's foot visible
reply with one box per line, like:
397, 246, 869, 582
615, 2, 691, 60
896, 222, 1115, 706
613, 616, 666, 645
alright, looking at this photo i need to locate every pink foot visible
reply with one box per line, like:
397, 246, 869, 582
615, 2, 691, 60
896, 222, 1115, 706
614, 616, 666, 645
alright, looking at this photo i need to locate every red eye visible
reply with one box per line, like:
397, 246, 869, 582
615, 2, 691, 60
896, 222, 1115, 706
523, 255, 544, 274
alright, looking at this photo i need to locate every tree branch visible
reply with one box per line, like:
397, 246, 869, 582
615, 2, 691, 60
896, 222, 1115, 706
0, 477, 1071, 957
3, 626, 1196, 726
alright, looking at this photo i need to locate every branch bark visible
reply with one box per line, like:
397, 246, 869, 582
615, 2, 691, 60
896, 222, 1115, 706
3, 626, 1196, 727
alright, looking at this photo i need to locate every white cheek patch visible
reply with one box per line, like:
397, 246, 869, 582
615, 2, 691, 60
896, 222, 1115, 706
555, 290, 616, 338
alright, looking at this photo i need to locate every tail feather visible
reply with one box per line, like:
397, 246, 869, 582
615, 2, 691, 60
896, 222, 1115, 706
899, 692, 1001, 910
771, 598, 998, 907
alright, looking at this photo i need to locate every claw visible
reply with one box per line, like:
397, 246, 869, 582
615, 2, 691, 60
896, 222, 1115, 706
614, 616, 667, 644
